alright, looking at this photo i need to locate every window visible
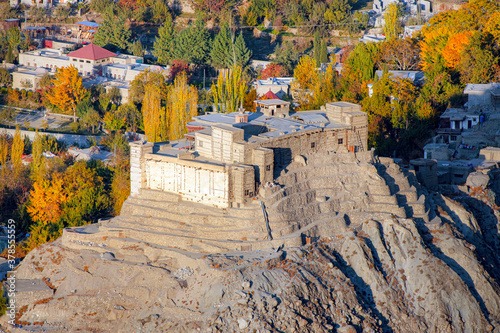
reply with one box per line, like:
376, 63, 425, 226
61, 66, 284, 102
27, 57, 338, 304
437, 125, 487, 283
266, 165, 271, 171
338, 138, 343, 145
73, 58, 77, 61
79, 60, 84, 62
245, 190, 249, 196
199, 141, 203, 148
86, 61, 90, 63
450, 135, 457, 141
311, 142, 316, 148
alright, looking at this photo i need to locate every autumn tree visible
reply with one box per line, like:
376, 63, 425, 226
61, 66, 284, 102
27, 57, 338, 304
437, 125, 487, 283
26, 161, 110, 251
166, 73, 198, 140
379, 38, 421, 71
212, 66, 246, 113
0, 135, 8, 174
168, 59, 189, 81
44, 65, 89, 121
142, 84, 167, 142
11, 126, 24, 177
129, 68, 169, 102
261, 63, 287, 79
291, 55, 319, 108
384, 3, 402, 41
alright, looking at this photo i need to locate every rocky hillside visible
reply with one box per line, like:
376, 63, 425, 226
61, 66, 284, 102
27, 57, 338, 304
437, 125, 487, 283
3, 152, 500, 332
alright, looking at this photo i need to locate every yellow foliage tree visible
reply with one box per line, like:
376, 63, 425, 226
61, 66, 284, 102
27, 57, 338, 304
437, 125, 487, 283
27, 176, 68, 226
44, 65, 88, 121
291, 56, 319, 109
166, 73, 198, 140
142, 83, 168, 142
0, 135, 8, 175
212, 66, 246, 113
384, 3, 402, 41
11, 126, 24, 177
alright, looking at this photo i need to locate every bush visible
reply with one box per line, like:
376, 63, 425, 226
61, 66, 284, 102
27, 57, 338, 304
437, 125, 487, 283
70, 121, 80, 133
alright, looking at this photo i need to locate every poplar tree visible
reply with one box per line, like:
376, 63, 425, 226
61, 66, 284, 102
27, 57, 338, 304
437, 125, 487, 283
153, 15, 175, 65
212, 66, 246, 113
11, 126, 24, 176
31, 131, 44, 182
320, 39, 328, 64
384, 3, 402, 41
0, 135, 8, 175
313, 31, 321, 67
142, 84, 167, 142
166, 73, 198, 140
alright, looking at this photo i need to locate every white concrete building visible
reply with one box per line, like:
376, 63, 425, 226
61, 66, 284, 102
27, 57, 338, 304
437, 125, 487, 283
464, 83, 500, 109
254, 77, 295, 99
13, 43, 168, 103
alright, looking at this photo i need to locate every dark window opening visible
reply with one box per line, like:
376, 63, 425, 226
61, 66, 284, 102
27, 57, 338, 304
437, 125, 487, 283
266, 165, 271, 171
338, 138, 343, 145
245, 190, 249, 196
311, 142, 316, 148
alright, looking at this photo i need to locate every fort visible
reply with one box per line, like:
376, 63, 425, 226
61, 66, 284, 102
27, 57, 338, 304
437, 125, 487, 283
130, 100, 368, 208
60, 101, 425, 257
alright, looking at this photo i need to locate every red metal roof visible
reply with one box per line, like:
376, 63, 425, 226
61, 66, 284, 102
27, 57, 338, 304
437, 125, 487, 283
67, 43, 116, 60
260, 89, 279, 100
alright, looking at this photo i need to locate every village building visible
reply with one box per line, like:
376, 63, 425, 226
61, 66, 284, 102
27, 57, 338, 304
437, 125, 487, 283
12, 43, 167, 103
254, 77, 294, 99
130, 101, 368, 209
464, 83, 500, 109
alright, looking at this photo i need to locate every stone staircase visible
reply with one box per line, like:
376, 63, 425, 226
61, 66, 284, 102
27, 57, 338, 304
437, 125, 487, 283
374, 158, 430, 223
62, 188, 287, 258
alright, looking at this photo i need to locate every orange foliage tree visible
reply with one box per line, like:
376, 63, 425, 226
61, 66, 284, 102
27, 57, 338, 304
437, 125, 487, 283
43, 65, 88, 121
442, 31, 474, 69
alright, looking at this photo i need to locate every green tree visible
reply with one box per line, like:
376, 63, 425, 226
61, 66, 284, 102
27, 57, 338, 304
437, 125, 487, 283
82, 109, 101, 133
0, 68, 11, 87
171, 19, 211, 65
211, 24, 233, 69
457, 32, 498, 84
320, 39, 328, 64
384, 3, 402, 41
129, 40, 144, 57
31, 131, 45, 183
234, 33, 252, 68
313, 31, 321, 67
116, 103, 142, 132
93, 8, 131, 52
274, 41, 299, 75
152, 16, 175, 65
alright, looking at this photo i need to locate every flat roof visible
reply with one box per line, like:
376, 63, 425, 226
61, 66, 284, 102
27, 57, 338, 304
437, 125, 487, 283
327, 101, 359, 108
464, 83, 499, 93
76, 21, 99, 28
255, 99, 290, 106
